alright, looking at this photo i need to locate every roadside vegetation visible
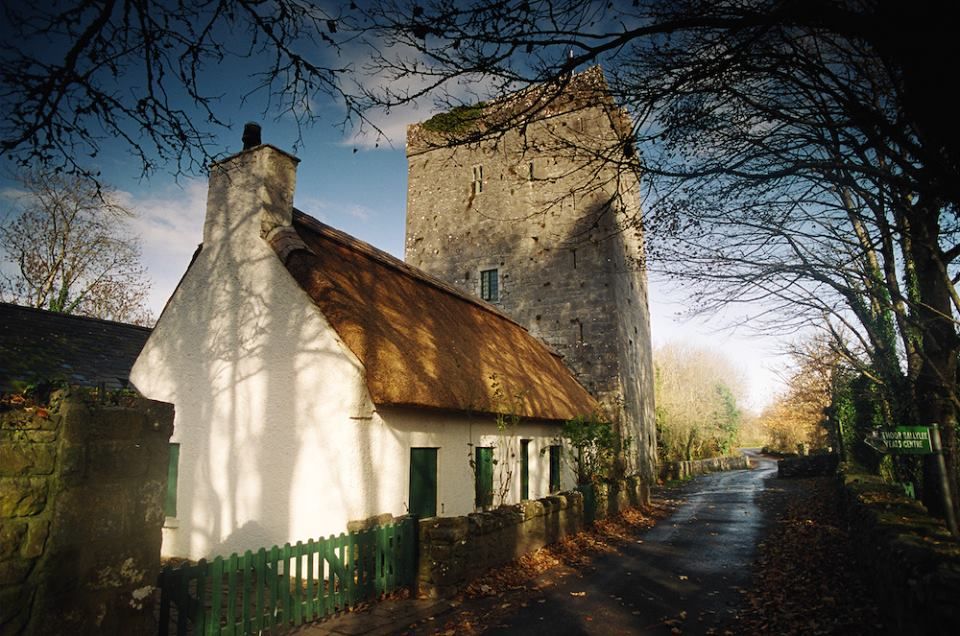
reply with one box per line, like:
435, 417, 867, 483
654, 344, 745, 464
759, 337, 837, 456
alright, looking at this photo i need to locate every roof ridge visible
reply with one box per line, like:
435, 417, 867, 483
290, 209, 536, 335
0, 302, 153, 332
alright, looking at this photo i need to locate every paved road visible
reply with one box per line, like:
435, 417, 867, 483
483, 452, 779, 635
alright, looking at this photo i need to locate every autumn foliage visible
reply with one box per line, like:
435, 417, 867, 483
654, 344, 744, 463
759, 339, 837, 454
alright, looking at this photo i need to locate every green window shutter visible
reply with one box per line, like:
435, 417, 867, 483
520, 440, 530, 500
549, 445, 561, 493
165, 443, 180, 518
409, 448, 438, 519
475, 447, 494, 509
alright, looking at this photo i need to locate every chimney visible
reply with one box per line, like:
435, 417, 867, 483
203, 126, 300, 247
242, 122, 262, 150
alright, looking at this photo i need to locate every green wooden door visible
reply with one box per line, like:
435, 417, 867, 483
549, 445, 561, 493
475, 447, 494, 509
520, 440, 530, 500
409, 448, 438, 518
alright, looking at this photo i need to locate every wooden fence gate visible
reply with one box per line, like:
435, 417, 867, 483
157, 516, 416, 635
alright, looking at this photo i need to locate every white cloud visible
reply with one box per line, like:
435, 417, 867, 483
0, 186, 27, 202
293, 194, 331, 221
120, 179, 207, 317
340, 40, 509, 149
346, 203, 372, 221
294, 194, 372, 224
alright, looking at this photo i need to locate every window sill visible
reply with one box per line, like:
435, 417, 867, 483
163, 517, 180, 529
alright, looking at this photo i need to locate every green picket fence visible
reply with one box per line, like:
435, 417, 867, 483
157, 516, 416, 635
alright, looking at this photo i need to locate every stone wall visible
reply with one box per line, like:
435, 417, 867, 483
777, 453, 839, 478
405, 68, 658, 485
0, 391, 173, 635
417, 474, 649, 598
659, 454, 751, 481
417, 491, 584, 598
838, 470, 960, 634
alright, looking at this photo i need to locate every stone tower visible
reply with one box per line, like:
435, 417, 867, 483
405, 68, 656, 488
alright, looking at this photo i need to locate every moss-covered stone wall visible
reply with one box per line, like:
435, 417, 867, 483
659, 454, 751, 481
0, 392, 173, 635
839, 469, 960, 634
418, 491, 585, 598
416, 476, 647, 599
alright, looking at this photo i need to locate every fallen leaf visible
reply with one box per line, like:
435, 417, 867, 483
570, 591, 586, 597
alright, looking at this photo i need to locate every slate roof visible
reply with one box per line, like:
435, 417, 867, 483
275, 210, 598, 422
0, 303, 151, 393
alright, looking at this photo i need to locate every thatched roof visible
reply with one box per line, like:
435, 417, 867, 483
278, 211, 597, 421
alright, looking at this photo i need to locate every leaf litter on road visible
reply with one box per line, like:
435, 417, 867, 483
398, 501, 675, 635
732, 476, 885, 635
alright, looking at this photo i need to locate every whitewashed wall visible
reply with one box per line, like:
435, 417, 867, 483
131, 145, 577, 561
380, 407, 575, 518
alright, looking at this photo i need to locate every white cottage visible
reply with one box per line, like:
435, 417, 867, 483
130, 138, 598, 560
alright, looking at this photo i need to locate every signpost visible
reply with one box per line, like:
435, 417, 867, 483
877, 426, 932, 454
863, 424, 958, 537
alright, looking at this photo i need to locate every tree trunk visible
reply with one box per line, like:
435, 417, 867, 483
908, 205, 959, 519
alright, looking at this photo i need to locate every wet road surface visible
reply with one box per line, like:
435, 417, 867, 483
484, 452, 779, 635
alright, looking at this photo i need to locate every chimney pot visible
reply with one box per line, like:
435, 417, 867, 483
242, 123, 262, 150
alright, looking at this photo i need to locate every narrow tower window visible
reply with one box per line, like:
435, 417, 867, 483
472, 165, 483, 194
480, 268, 499, 301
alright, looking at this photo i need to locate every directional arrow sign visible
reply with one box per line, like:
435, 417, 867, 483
864, 430, 889, 454
875, 427, 932, 454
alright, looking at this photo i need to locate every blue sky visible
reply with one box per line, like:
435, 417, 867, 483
0, 5, 788, 411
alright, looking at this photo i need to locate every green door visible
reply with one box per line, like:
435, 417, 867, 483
520, 440, 530, 500
409, 448, 438, 518
475, 447, 494, 509
549, 445, 561, 493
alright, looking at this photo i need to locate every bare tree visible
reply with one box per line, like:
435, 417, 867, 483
0, 171, 152, 326
654, 343, 745, 463
355, 0, 960, 518
5, 1, 959, 514
0, 1, 366, 180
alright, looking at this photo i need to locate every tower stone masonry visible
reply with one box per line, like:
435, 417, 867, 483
405, 68, 657, 486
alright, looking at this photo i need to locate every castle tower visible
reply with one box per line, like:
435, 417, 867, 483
404, 68, 657, 489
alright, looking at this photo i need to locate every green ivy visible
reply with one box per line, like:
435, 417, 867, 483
562, 413, 618, 485
421, 102, 487, 134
